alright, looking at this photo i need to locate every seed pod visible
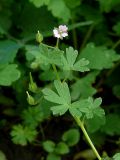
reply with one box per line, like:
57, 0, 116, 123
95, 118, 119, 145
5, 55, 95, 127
36, 31, 43, 43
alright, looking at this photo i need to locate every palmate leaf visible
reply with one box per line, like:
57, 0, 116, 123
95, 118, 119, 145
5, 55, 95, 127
21, 106, 44, 128
62, 47, 89, 72
11, 124, 37, 146
26, 44, 63, 66
70, 97, 104, 119
42, 80, 71, 115
79, 43, 120, 70
42, 80, 104, 119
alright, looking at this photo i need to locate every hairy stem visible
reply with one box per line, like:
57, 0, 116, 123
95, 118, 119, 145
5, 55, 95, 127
74, 116, 102, 160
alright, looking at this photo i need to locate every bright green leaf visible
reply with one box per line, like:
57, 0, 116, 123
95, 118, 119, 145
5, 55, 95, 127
70, 97, 104, 119
42, 80, 71, 115
62, 129, 80, 146
62, 47, 89, 72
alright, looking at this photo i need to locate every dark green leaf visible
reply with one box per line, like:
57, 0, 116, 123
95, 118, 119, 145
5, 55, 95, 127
0, 64, 21, 86
80, 43, 120, 70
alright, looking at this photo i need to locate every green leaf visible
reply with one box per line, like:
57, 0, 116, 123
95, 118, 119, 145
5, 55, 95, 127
22, 106, 44, 128
29, 0, 50, 7
98, 0, 120, 12
113, 85, 120, 98
0, 64, 21, 86
62, 129, 80, 146
71, 71, 99, 100
101, 114, 120, 135
86, 114, 106, 133
17, 4, 56, 38
0, 151, 7, 160
113, 22, 120, 36
47, 153, 61, 160
62, 47, 89, 72
11, 124, 37, 146
113, 153, 120, 160
70, 97, 104, 119
55, 142, 69, 155
42, 80, 71, 115
0, 40, 20, 64
48, 0, 71, 22
27, 44, 63, 66
43, 140, 55, 153
79, 43, 120, 70
64, 0, 81, 9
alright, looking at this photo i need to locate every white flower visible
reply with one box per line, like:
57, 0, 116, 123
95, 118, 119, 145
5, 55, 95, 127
53, 25, 68, 39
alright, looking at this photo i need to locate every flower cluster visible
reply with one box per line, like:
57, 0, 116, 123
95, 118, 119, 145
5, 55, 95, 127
53, 25, 68, 39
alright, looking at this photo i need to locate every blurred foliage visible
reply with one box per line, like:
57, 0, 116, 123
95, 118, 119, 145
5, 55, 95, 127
0, 0, 120, 160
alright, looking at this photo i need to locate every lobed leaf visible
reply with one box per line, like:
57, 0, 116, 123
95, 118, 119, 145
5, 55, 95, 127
79, 43, 120, 70
62, 47, 89, 72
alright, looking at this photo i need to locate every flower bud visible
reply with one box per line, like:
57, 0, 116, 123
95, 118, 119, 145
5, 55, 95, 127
36, 31, 43, 43
30, 60, 40, 69
26, 91, 36, 105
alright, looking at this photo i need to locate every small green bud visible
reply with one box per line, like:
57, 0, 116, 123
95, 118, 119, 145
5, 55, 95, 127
31, 61, 39, 69
29, 73, 38, 93
36, 31, 43, 43
26, 91, 36, 105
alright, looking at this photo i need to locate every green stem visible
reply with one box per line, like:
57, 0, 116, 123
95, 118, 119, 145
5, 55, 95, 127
56, 38, 59, 48
41, 43, 55, 49
80, 24, 95, 52
52, 64, 60, 81
74, 117, 102, 160
112, 39, 120, 49
71, 17, 78, 49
